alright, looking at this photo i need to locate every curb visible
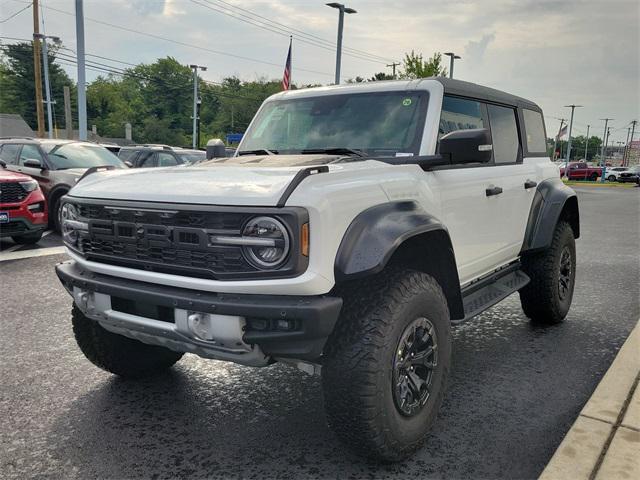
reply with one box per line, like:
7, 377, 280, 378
540, 321, 640, 480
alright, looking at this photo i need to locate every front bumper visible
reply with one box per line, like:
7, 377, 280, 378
0, 192, 47, 238
56, 260, 343, 365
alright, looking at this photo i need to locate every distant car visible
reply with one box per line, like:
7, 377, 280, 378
0, 138, 126, 232
617, 166, 640, 184
559, 161, 602, 181
0, 159, 48, 244
118, 146, 207, 167
604, 166, 629, 182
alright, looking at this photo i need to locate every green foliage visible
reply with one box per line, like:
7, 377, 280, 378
369, 72, 395, 81
0, 42, 76, 131
550, 135, 603, 161
399, 51, 447, 79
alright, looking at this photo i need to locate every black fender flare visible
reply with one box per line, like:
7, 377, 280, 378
334, 201, 464, 319
521, 177, 580, 253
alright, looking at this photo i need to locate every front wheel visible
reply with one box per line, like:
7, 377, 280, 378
519, 221, 576, 324
322, 270, 451, 462
607, 175, 617, 182
589, 172, 598, 181
72, 305, 184, 378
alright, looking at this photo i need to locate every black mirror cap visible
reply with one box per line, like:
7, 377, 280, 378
0, 159, 6, 168
439, 128, 492, 164
23, 159, 43, 169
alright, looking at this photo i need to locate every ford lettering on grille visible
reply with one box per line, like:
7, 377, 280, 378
88, 220, 209, 250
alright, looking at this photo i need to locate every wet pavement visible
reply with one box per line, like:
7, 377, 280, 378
1, 186, 639, 479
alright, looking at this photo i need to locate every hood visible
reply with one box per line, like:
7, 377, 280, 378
0, 168, 32, 182
68, 154, 352, 206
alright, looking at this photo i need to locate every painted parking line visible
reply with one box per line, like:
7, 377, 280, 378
0, 246, 66, 262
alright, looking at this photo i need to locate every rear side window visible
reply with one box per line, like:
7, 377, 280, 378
0, 144, 21, 164
522, 109, 547, 153
439, 96, 484, 138
487, 105, 520, 164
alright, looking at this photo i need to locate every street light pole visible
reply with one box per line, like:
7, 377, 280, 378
34, 34, 61, 139
444, 52, 461, 78
583, 124, 590, 161
75, 0, 87, 141
599, 118, 613, 182
563, 105, 582, 177
326, 3, 357, 85
190, 64, 206, 149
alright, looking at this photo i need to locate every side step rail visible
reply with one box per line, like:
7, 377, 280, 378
457, 264, 530, 323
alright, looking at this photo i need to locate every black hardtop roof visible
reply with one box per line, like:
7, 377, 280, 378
432, 77, 542, 112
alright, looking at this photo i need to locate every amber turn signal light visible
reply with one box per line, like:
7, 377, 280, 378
301, 223, 309, 256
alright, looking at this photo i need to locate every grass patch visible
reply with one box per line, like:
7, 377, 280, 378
562, 179, 637, 188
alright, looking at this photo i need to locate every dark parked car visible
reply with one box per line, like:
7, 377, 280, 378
0, 138, 126, 232
118, 146, 206, 168
617, 165, 640, 184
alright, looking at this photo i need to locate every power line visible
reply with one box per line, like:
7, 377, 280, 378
191, 0, 396, 65
0, 2, 31, 23
11, 0, 336, 79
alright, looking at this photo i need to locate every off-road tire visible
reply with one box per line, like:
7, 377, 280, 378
519, 221, 576, 324
12, 231, 43, 244
72, 305, 183, 378
322, 270, 451, 462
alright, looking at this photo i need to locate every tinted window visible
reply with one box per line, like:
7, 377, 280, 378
157, 152, 178, 167
0, 144, 21, 164
139, 152, 157, 168
522, 109, 547, 153
487, 105, 520, 164
118, 149, 138, 161
241, 91, 429, 156
42, 143, 123, 169
439, 96, 484, 138
19, 144, 44, 165
177, 151, 206, 163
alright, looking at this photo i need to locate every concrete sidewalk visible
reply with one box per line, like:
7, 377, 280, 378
540, 321, 640, 480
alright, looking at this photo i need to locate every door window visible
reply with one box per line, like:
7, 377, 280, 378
157, 152, 178, 167
522, 109, 547, 154
19, 144, 45, 166
138, 151, 157, 168
0, 144, 21, 164
487, 105, 520, 164
439, 96, 484, 139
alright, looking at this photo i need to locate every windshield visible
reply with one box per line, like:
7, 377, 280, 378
239, 91, 429, 157
177, 151, 206, 163
42, 143, 124, 169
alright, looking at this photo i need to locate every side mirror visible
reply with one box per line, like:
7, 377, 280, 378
439, 128, 492, 165
124, 160, 133, 168
206, 138, 226, 159
23, 158, 43, 169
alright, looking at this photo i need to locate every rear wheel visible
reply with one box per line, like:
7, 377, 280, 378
589, 172, 598, 181
607, 175, 616, 182
519, 221, 576, 324
322, 270, 451, 462
72, 305, 183, 378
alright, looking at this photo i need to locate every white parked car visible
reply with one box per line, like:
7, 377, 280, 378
55, 78, 579, 461
605, 166, 629, 182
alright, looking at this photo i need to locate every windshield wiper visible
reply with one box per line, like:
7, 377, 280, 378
300, 148, 366, 157
237, 149, 278, 156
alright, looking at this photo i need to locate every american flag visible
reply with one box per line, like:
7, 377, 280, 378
556, 124, 568, 140
282, 38, 292, 91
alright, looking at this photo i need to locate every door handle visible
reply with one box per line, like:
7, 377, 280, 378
485, 186, 503, 197
524, 180, 537, 189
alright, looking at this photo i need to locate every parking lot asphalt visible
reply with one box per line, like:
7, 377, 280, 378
1, 186, 639, 479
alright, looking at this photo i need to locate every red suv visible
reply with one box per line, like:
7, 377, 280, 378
0, 160, 48, 244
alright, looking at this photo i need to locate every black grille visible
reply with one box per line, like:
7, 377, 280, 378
0, 182, 28, 204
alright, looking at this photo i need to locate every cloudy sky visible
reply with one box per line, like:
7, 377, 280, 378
1, 0, 638, 143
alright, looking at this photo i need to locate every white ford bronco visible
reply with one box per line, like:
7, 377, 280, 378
56, 78, 579, 461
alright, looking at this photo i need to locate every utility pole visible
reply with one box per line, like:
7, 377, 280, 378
599, 118, 613, 182
327, 3, 357, 85
626, 120, 637, 167
63, 86, 72, 139
386, 62, 400, 78
34, 34, 60, 139
444, 52, 461, 78
563, 105, 582, 177
583, 124, 590, 161
75, 0, 87, 140
189, 64, 206, 149
552, 118, 566, 161
32, 0, 45, 137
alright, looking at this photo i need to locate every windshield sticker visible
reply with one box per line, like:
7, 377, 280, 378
402, 98, 412, 106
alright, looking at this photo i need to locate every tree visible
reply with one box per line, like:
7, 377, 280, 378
0, 41, 76, 131
369, 72, 395, 81
399, 51, 447, 79
549, 136, 602, 161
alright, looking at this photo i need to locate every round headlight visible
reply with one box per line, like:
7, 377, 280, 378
61, 203, 79, 245
242, 216, 290, 269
